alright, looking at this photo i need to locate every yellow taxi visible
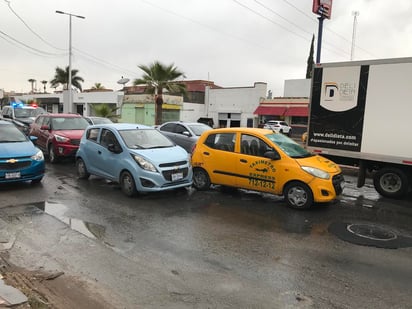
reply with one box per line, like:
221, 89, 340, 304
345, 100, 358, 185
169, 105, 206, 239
191, 128, 344, 209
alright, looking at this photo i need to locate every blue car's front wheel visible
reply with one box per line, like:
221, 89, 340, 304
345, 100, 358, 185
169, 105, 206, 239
120, 171, 137, 197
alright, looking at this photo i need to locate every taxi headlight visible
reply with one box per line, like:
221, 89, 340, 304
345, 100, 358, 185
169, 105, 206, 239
132, 154, 158, 172
31, 150, 44, 161
301, 166, 330, 180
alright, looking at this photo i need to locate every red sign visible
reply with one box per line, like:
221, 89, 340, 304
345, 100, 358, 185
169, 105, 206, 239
312, 0, 333, 19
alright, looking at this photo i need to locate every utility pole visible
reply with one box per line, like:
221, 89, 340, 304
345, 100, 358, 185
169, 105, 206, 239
56, 10, 85, 113
351, 11, 359, 61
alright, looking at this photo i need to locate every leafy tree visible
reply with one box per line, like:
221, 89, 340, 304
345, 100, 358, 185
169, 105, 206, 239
134, 61, 186, 125
91, 104, 119, 121
50, 66, 84, 92
306, 34, 315, 79
28, 79, 36, 93
92, 83, 105, 90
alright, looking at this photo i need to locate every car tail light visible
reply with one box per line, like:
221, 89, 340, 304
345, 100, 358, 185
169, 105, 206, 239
191, 144, 197, 154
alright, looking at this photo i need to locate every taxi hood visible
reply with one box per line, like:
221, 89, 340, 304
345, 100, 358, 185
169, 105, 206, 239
296, 155, 341, 174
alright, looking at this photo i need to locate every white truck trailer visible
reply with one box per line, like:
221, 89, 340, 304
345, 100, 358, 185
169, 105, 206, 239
307, 57, 412, 198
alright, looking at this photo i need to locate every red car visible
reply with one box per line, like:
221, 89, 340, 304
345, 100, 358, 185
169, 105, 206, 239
29, 113, 89, 163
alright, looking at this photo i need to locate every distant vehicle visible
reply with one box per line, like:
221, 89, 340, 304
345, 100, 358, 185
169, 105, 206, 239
0, 120, 45, 184
191, 127, 344, 209
1, 103, 47, 135
75, 123, 193, 197
29, 113, 90, 163
263, 120, 292, 136
83, 116, 113, 125
157, 121, 212, 153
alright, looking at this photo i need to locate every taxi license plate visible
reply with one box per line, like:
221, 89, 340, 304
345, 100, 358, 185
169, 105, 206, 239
171, 172, 183, 181
5, 172, 21, 179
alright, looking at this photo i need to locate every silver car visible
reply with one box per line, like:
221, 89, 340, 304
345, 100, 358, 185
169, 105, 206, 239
158, 121, 212, 153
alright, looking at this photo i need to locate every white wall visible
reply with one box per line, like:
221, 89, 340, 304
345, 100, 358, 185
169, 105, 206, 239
180, 102, 205, 122
205, 82, 267, 127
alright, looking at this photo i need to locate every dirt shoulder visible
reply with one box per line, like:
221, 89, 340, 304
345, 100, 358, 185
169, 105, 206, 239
0, 253, 111, 309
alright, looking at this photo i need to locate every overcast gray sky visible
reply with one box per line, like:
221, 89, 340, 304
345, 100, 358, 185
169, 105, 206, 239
1, 0, 411, 96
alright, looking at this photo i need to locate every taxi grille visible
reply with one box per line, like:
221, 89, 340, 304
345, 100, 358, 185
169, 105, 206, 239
332, 173, 344, 195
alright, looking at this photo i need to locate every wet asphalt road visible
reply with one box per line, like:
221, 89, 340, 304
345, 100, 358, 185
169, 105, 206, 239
0, 161, 412, 308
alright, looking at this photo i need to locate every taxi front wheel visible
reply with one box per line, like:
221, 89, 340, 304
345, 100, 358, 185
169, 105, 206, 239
283, 181, 313, 209
193, 168, 211, 191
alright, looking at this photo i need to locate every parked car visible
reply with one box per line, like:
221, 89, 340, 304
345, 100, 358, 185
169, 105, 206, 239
83, 116, 113, 125
75, 123, 193, 196
29, 113, 90, 163
0, 120, 45, 184
1, 103, 47, 135
157, 121, 212, 153
191, 127, 344, 209
263, 120, 292, 136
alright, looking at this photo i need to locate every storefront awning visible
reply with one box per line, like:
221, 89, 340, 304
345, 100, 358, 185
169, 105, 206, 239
253, 106, 287, 115
284, 107, 308, 116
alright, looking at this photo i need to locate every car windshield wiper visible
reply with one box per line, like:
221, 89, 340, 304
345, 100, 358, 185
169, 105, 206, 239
145, 145, 171, 149
292, 153, 313, 159
0, 140, 21, 143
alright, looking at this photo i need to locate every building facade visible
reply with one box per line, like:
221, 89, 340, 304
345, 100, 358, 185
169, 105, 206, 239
205, 82, 267, 128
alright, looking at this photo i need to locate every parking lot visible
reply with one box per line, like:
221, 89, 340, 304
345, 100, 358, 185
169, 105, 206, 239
0, 161, 411, 308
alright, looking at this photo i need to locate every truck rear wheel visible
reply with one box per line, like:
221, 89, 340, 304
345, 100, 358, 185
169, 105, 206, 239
373, 167, 409, 198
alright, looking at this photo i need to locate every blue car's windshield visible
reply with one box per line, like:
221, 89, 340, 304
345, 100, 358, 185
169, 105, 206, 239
0, 123, 28, 143
120, 128, 175, 149
266, 133, 312, 158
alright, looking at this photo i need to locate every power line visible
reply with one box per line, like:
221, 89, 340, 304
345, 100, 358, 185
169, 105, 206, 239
73, 47, 138, 77
0, 29, 67, 57
278, 0, 377, 58
231, 0, 349, 58
4, 0, 66, 51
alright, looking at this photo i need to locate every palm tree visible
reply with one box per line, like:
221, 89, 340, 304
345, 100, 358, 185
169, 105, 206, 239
91, 83, 105, 90
28, 79, 36, 93
91, 104, 119, 121
50, 66, 84, 92
134, 61, 186, 125
41, 80, 47, 93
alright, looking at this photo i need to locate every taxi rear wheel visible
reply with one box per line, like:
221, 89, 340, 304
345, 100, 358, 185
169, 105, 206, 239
120, 171, 137, 197
283, 181, 313, 209
193, 168, 211, 191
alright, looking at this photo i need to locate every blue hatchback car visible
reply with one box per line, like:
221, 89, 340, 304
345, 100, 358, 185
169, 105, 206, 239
0, 120, 45, 184
75, 123, 193, 196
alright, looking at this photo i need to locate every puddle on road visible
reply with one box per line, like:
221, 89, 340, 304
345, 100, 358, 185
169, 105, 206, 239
33, 201, 106, 241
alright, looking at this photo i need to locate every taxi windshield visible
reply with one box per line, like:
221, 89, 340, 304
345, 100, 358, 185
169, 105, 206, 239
266, 133, 312, 158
